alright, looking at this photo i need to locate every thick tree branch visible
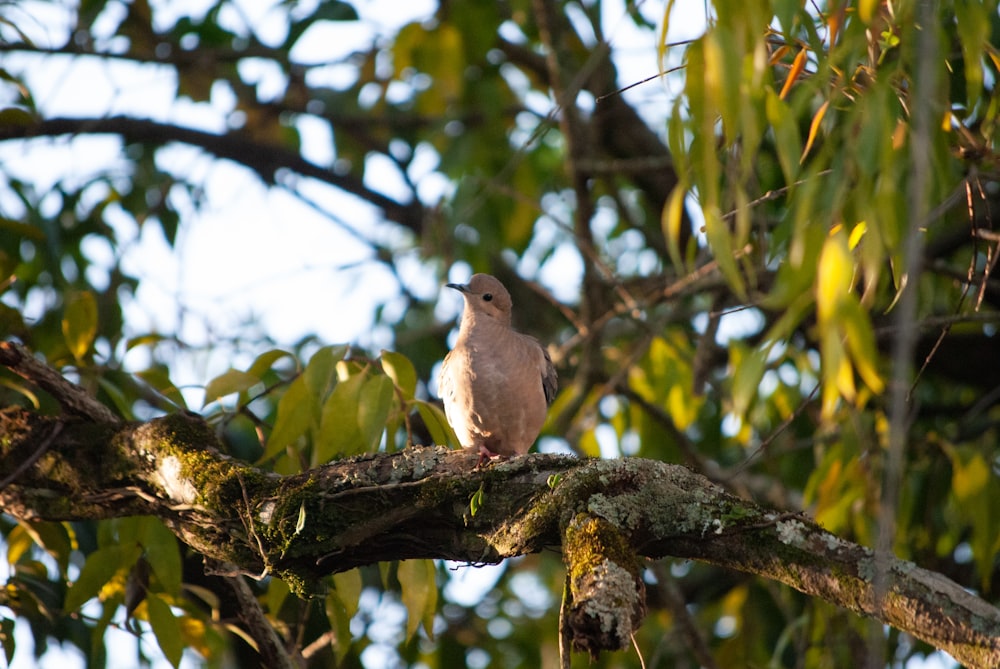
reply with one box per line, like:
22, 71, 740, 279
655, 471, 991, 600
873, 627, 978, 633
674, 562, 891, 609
1, 400, 998, 666
0, 116, 424, 232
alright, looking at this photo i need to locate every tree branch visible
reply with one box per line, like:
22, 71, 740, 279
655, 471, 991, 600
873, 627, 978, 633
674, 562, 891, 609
0, 116, 424, 232
1, 400, 998, 666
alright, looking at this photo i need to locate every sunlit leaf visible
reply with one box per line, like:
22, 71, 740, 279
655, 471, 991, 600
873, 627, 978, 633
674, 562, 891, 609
414, 400, 457, 448
203, 368, 261, 407
800, 99, 829, 164
357, 373, 394, 452
380, 350, 417, 400
263, 374, 314, 461
62, 290, 98, 362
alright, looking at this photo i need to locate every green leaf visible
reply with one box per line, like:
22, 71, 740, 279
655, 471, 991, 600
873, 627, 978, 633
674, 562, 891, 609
305, 345, 349, 398
285, 1, 359, 49
146, 593, 183, 668
134, 366, 187, 410
316, 367, 367, 462
730, 343, 769, 420
65, 543, 142, 611
469, 483, 484, 516
398, 559, 437, 640
203, 368, 261, 407
264, 373, 315, 461
14, 520, 74, 577
325, 589, 354, 661
246, 348, 294, 379
357, 373, 394, 452
138, 518, 182, 596
332, 568, 362, 618
0, 616, 13, 664
62, 290, 98, 362
0, 107, 34, 126
414, 400, 457, 448
380, 350, 416, 400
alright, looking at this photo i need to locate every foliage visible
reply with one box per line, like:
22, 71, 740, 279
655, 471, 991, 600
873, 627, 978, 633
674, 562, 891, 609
1, 0, 999, 667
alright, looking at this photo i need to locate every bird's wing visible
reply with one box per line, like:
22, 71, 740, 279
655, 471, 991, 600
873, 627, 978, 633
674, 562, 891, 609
437, 352, 453, 404
540, 346, 558, 405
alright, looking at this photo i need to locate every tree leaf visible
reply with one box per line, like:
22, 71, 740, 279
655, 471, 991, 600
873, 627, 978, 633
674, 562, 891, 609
0, 616, 14, 665
146, 593, 183, 668
264, 374, 315, 461
316, 367, 367, 462
398, 559, 437, 640
357, 373, 394, 452
380, 350, 416, 400
246, 348, 294, 380
325, 589, 354, 661
62, 290, 98, 362
332, 568, 362, 618
203, 368, 261, 407
138, 518, 182, 596
65, 543, 142, 611
414, 400, 457, 448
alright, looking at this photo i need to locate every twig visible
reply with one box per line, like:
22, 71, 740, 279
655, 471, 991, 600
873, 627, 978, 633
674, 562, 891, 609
0, 420, 63, 490
0, 341, 120, 423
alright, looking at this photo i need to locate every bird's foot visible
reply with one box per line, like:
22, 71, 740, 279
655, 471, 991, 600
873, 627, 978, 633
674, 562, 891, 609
473, 444, 504, 468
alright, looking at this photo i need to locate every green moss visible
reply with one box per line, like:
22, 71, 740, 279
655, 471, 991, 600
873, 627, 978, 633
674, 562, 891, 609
563, 513, 641, 585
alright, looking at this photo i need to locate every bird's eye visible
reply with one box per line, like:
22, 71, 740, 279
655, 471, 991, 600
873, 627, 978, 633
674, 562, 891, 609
482, 293, 493, 302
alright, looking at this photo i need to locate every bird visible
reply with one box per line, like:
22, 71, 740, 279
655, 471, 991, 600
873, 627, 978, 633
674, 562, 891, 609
438, 273, 558, 461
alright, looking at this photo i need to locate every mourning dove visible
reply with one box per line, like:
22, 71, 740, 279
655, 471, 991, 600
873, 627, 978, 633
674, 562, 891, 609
438, 274, 558, 459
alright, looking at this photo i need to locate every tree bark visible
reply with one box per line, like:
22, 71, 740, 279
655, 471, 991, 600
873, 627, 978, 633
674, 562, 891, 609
1, 343, 999, 667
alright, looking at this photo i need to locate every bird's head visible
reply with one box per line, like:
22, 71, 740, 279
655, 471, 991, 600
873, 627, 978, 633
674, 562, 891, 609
447, 273, 513, 325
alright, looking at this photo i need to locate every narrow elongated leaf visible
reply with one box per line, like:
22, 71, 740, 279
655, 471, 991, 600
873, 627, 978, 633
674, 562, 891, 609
62, 290, 98, 362
316, 369, 367, 461
0, 617, 13, 664
398, 559, 437, 640
325, 589, 354, 661
414, 400, 457, 448
138, 518, 182, 595
146, 593, 183, 668
264, 374, 315, 460
332, 568, 362, 618
357, 374, 394, 452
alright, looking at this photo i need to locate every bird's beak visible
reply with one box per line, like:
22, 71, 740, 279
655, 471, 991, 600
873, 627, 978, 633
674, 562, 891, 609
446, 283, 469, 293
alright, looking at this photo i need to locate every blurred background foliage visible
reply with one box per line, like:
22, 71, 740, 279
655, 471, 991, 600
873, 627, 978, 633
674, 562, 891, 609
1, 0, 999, 667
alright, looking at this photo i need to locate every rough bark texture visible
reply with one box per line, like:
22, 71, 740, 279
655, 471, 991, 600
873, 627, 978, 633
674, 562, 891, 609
1, 343, 999, 666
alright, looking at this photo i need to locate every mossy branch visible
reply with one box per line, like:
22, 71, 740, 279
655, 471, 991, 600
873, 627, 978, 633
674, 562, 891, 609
1, 341, 999, 666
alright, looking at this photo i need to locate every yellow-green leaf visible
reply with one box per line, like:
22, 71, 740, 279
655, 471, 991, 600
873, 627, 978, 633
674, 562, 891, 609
203, 368, 261, 407
62, 290, 98, 362
325, 589, 354, 661
414, 400, 458, 448
357, 374, 394, 452
381, 350, 417, 400
264, 374, 315, 461
316, 368, 367, 461
138, 518, 182, 596
398, 559, 437, 640
146, 593, 183, 668
332, 568, 363, 618
247, 348, 294, 379
65, 544, 142, 611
